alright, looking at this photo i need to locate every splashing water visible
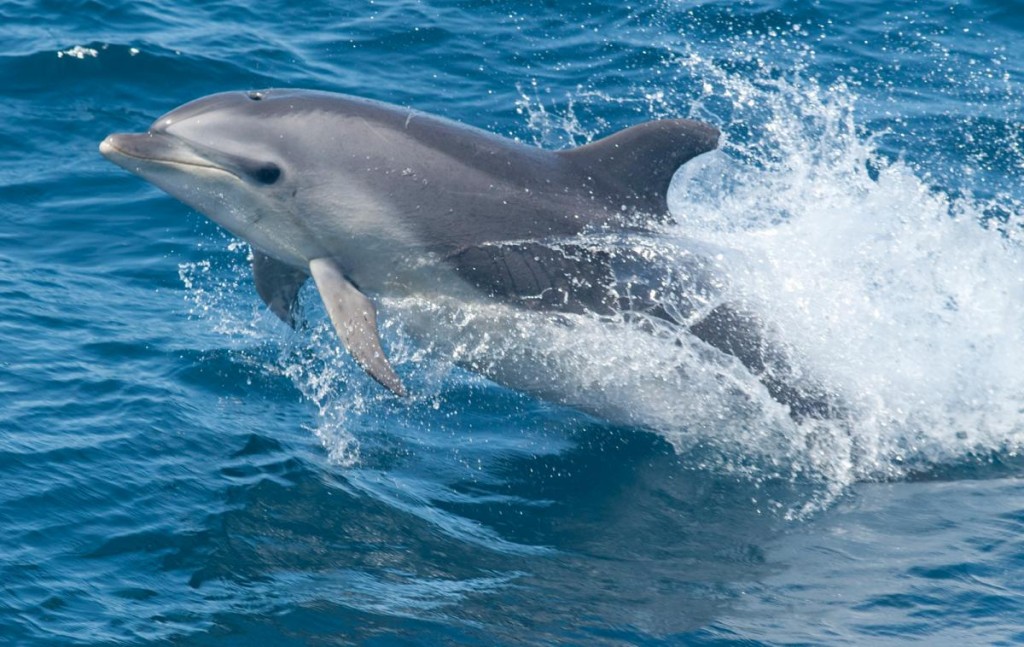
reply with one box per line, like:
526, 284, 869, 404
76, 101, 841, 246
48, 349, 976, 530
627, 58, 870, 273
666, 54, 1024, 484
180, 246, 366, 467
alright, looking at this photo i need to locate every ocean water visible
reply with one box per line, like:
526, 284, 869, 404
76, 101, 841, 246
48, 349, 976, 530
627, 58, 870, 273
3, 0, 1024, 644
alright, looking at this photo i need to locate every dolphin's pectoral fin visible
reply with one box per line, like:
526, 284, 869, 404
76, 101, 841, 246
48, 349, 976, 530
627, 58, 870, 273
447, 242, 617, 315
308, 257, 407, 397
252, 250, 309, 328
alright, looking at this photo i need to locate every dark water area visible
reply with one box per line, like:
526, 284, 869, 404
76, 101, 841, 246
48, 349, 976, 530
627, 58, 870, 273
3, 1, 1024, 644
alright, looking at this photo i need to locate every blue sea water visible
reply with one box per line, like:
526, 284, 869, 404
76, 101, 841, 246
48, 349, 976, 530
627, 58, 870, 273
3, 0, 1024, 643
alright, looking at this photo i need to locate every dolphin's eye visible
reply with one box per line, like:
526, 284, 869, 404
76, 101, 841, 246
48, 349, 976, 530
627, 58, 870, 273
247, 91, 264, 101
253, 163, 281, 184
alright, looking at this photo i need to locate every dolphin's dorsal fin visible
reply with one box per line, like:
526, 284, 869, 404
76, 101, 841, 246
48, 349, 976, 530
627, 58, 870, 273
252, 250, 308, 328
556, 119, 720, 218
308, 257, 407, 397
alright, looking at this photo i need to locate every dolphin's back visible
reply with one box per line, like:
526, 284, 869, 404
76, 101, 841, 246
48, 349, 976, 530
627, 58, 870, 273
283, 91, 720, 249
393, 106, 721, 240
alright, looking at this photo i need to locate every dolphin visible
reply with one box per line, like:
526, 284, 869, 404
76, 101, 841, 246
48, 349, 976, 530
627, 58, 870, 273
100, 89, 836, 420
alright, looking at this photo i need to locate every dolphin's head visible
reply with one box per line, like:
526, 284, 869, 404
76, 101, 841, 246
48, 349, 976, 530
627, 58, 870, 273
100, 90, 324, 264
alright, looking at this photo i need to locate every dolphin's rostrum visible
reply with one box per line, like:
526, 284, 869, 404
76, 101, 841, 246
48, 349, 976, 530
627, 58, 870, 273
100, 89, 835, 420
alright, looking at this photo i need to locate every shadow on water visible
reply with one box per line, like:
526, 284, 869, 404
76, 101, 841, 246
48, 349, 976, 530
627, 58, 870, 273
166, 420, 819, 644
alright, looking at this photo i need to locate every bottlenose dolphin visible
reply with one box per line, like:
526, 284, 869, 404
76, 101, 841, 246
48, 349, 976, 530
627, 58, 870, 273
100, 89, 835, 420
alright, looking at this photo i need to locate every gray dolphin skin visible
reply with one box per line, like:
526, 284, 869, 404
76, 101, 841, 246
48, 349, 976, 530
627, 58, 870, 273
100, 89, 836, 420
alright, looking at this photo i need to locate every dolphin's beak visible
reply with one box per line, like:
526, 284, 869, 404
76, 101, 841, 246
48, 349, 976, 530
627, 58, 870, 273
100, 132, 171, 162
99, 132, 226, 176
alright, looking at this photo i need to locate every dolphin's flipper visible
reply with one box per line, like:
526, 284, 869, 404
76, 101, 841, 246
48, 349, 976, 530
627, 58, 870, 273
308, 257, 407, 397
447, 242, 617, 315
252, 250, 309, 328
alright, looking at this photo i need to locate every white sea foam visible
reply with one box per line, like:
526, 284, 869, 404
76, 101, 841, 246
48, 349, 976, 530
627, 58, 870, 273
57, 45, 98, 59
673, 60, 1024, 472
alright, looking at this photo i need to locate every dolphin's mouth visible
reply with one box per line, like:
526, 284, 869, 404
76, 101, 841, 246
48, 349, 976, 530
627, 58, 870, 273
99, 133, 237, 178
